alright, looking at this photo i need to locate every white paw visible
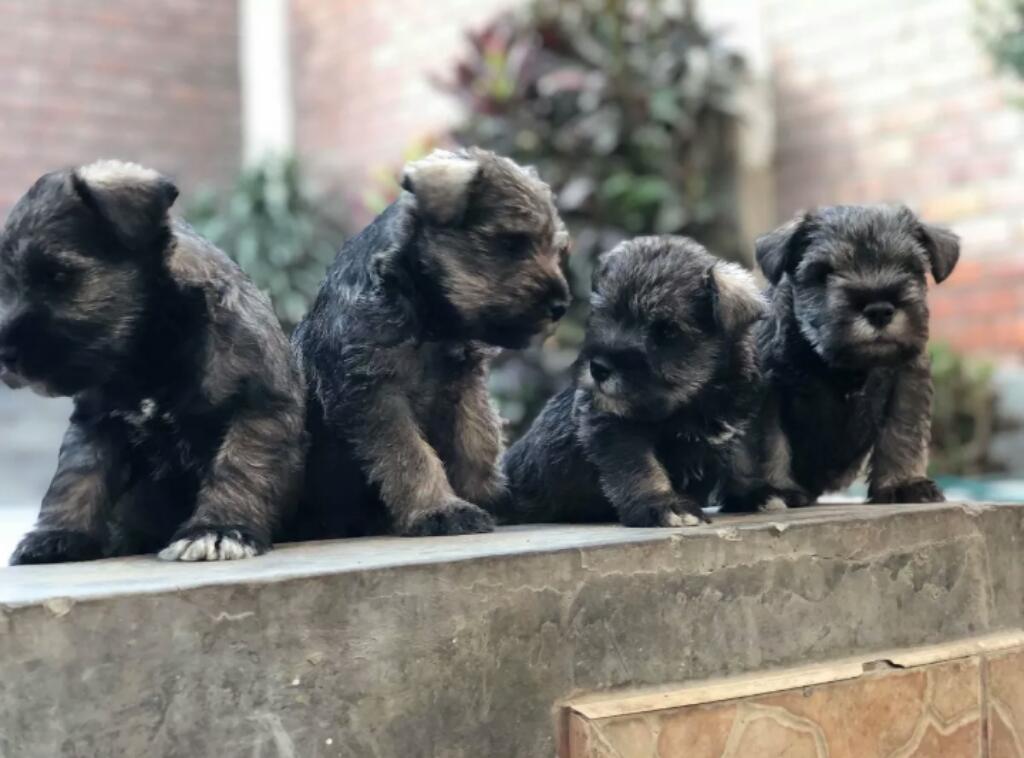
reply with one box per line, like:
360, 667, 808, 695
761, 496, 789, 513
158, 533, 260, 562
665, 511, 703, 527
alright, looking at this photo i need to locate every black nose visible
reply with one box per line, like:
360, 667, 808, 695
0, 344, 17, 370
589, 358, 612, 384
549, 301, 568, 321
863, 301, 896, 328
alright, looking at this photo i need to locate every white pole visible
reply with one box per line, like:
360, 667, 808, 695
239, 0, 294, 164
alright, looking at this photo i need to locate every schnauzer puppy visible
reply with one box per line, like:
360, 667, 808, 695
292, 148, 570, 537
718, 205, 959, 512
502, 236, 765, 527
2, 161, 306, 564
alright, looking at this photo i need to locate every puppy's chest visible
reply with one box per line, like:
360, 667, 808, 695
401, 342, 485, 422
781, 372, 894, 465
104, 395, 228, 477
654, 420, 734, 489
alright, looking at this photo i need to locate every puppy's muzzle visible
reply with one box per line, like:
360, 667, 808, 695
587, 347, 646, 392
863, 301, 896, 329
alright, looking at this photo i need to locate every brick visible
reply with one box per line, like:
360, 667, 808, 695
0, 0, 240, 219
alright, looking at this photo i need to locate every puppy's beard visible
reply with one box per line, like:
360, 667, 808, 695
591, 389, 632, 417
0, 369, 59, 397
842, 312, 920, 365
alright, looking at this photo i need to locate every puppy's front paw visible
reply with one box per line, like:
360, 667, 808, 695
403, 499, 496, 536
619, 496, 709, 528
10, 528, 104, 565
869, 478, 945, 505
158, 525, 269, 562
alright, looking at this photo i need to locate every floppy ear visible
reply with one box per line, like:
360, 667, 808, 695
755, 213, 813, 284
72, 160, 178, 250
400, 150, 480, 227
916, 222, 960, 284
707, 262, 767, 333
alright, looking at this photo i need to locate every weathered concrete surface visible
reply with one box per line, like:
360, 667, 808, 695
1, 503, 1022, 757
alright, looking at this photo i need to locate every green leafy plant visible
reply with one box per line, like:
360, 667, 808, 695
186, 155, 345, 332
976, 0, 1024, 79
442, 0, 749, 433
928, 342, 1000, 476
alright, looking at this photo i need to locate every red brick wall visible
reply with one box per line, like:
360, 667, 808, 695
762, 0, 1024, 355
291, 0, 516, 221
0, 0, 241, 218
290, 0, 1024, 354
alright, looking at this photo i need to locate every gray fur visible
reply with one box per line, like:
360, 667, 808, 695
292, 148, 570, 537
503, 236, 764, 527
2, 161, 306, 563
719, 205, 958, 512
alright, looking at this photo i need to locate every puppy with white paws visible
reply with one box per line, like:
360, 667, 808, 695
2, 161, 306, 564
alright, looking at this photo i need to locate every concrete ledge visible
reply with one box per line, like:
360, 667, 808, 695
2, 503, 1023, 757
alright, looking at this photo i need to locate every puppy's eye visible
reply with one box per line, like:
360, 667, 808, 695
496, 233, 533, 258
650, 319, 684, 346
32, 259, 77, 291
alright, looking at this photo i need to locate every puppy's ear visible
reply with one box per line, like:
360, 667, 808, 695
707, 262, 767, 333
72, 160, 178, 250
916, 221, 960, 284
755, 213, 813, 284
400, 150, 481, 227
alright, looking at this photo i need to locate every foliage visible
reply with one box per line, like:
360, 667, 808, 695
442, 0, 748, 433
928, 343, 1001, 476
186, 155, 345, 332
976, 0, 1024, 80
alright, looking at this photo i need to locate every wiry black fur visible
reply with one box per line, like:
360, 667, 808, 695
292, 148, 570, 538
718, 205, 959, 512
2, 161, 306, 563
503, 236, 764, 527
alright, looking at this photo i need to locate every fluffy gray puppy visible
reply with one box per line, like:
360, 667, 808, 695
718, 205, 959, 512
1, 160, 306, 563
292, 148, 571, 537
503, 236, 765, 527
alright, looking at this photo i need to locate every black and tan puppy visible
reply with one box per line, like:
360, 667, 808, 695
1, 161, 306, 563
503, 236, 764, 527
292, 148, 570, 537
718, 205, 959, 512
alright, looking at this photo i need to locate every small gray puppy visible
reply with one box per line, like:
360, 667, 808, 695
503, 236, 765, 527
292, 148, 571, 538
1, 161, 306, 563
718, 205, 959, 512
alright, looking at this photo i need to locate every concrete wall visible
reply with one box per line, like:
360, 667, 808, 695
2, 503, 1023, 756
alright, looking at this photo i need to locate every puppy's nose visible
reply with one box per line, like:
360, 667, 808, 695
548, 301, 568, 321
589, 358, 612, 384
0, 344, 17, 370
863, 301, 896, 328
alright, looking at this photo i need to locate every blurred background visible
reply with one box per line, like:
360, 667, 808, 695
2, 0, 1023, 557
